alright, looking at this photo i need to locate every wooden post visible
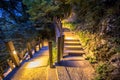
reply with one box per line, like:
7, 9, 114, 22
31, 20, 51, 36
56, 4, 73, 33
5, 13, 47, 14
0, 73, 4, 79
42, 39, 44, 47
5, 41, 20, 67
35, 43, 39, 52
38, 37, 41, 50
34, 46, 37, 53
32, 39, 36, 53
39, 42, 41, 50
20, 51, 24, 60
55, 26, 57, 42
31, 40, 34, 49
0, 67, 4, 79
48, 41, 53, 68
27, 42, 33, 58
40, 39, 42, 48
61, 35, 64, 58
7, 59, 14, 70
34, 40, 37, 53
57, 37, 61, 63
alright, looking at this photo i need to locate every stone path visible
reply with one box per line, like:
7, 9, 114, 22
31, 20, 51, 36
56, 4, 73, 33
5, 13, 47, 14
11, 42, 49, 80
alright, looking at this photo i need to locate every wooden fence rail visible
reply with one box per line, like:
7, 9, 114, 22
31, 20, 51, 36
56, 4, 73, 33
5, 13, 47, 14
0, 37, 43, 79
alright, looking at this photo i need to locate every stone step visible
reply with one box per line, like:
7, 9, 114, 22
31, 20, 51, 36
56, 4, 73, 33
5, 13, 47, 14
64, 41, 80, 44
64, 45, 83, 50
64, 33, 75, 36
63, 56, 85, 61
64, 37, 77, 40
64, 40, 80, 43
64, 39, 79, 42
64, 47, 83, 50
64, 50, 85, 56
63, 32, 75, 35
69, 53, 83, 56
64, 42, 81, 45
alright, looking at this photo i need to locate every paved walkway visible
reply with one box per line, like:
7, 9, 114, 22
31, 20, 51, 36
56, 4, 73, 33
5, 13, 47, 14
11, 42, 49, 80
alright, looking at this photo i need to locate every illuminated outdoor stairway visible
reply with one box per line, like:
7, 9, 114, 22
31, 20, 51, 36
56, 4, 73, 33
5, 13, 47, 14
64, 41, 81, 45
64, 45, 83, 50
56, 29, 95, 80
63, 31, 85, 56
7, 30, 94, 80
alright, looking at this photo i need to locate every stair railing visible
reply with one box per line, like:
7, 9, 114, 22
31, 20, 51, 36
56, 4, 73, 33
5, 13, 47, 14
0, 37, 43, 79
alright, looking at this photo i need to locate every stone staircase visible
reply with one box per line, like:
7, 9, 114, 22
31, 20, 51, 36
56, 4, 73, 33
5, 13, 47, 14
56, 31, 95, 80
64, 32, 85, 57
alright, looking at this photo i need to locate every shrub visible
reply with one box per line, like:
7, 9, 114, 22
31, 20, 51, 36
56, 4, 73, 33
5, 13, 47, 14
94, 62, 114, 80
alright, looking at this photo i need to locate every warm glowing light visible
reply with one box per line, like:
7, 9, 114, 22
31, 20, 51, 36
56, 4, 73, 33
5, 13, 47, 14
32, 50, 35, 54
65, 41, 80, 44
65, 45, 81, 48
65, 37, 75, 40
26, 61, 41, 68
25, 56, 48, 68
43, 41, 48, 46
36, 45, 39, 51
13, 50, 16, 54
3, 68, 12, 77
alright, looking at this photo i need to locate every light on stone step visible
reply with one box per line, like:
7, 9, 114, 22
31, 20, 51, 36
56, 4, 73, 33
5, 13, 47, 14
65, 37, 75, 40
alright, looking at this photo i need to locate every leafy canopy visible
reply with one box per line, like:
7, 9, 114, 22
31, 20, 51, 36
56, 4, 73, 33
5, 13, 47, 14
23, 0, 72, 23
23, 0, 59, 23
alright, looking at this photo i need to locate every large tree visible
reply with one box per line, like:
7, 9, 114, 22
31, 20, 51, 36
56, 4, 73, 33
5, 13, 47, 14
23, 0, 72, 25
23, 0, 72, 38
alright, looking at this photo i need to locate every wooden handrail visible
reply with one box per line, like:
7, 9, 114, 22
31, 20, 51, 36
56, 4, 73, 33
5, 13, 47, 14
0, 38, 43, 79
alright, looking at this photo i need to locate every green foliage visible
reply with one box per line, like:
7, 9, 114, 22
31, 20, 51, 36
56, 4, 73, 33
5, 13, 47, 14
74, 29, 119, 79
75, 29, 118, 62
85, 55, 97, 63
96, 62, 108, 74
68, 0, 120, 34
0, 55, 10, 63
23, 0, 72, 23
115, 45, 120, 53
76, 31, 91, 47
23, 0, 59, 22
94, 62, 114, 80
63, 22, 76, 30
64, 0, 120, 79
52, 41, 57, 64
52, 46, 57, 63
